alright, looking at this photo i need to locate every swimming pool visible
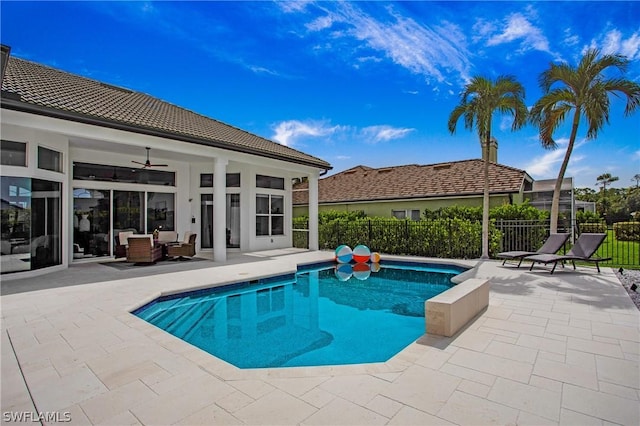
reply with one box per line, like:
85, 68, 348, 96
134, 261, 466, 369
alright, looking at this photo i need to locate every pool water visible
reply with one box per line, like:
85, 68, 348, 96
134, 261, 464, 368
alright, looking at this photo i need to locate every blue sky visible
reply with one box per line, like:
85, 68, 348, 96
2, 1, 639, 188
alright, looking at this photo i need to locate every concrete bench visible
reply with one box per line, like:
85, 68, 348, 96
425, 278, 489, 337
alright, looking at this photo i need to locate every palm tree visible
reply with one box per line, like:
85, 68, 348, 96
448, 75, 527, 259
632, 174, 640, 188
596, 172, 619, 191
596, 172, 619, 219
530, 48, 640, 233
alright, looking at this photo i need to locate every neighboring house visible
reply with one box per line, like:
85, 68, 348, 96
525, 177, 579, 225
0, 45, 331, 278
293, 160, 535, 218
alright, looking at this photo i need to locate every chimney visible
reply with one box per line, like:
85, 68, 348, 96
481, 137, 498, 163
488, 137, 498, 163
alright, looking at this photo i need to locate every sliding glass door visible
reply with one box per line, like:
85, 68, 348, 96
200, 193, 240, 249
2, 177, 62, 274
73, 189, 111, 258
201, 194, 213, 249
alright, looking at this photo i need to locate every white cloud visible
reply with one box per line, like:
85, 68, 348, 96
583, 29, 640, 60
306, 15, 335, 32
271, 119, 414, 146
271, 120, 341, 146
248, 65, 280, 76
602, 29, 640, 59
472, 19, 496, 44
563, 28, 580, 47
486, 13, 550, 53
360, 125, 415, 143
278, 0, 313, 13
302, 2, 472, 83
521, 138, 588, 178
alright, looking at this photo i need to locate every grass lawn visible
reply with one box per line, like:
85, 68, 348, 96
593, 229, 639, 269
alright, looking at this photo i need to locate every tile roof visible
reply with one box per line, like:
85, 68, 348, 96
293, 161, 531, 205
1, 56, 331, 170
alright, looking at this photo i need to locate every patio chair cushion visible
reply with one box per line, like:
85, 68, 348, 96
157, 231, 178, 243
118, 231, 134, 246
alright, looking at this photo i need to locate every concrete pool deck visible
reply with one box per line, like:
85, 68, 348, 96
1, 250, 639, 425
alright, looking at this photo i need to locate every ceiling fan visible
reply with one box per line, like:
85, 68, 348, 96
132, 147, 168, 168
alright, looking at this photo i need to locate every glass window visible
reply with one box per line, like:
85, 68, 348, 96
1, 140, 27, 167
38, 146, 63, 172
147, 192, 175, 232
410, 210, 421, 221
200, 173, 213, 187
256, 174, 284, 190
202, 173, 241, 188
256, 194, 284, 236
1, 177, 62, 274
73, 162, 175, 186
392, 210, 406, 219
113, 191, 145, 234
256, 216, 269, 236
226, 173, 240, 188
256, 194, 269, 215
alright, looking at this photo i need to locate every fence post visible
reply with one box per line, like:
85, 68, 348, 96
448, 219, 452, 257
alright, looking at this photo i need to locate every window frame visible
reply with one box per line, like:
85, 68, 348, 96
256, 193, 285, 236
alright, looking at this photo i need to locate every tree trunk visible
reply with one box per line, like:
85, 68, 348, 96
550, 109, 581, 234
481, 136, 490, 259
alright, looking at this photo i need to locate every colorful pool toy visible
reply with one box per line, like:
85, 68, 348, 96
370, 252, 381, 263
334, 245, 353, 264
352, 244, 371, 263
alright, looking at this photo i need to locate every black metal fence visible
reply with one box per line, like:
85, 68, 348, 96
293, 219, 640, 268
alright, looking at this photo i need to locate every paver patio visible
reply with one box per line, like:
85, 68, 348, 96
1, 250, 639, 425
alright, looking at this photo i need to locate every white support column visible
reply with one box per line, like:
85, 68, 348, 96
308, 172, 319, 251
213, 157, 228, 262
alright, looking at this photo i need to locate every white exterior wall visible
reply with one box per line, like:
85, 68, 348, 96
1, 109, 323, 279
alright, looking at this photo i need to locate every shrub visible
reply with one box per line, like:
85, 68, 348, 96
579, 222, 608, 233
613, 222, 640, 241
491, 202, 549, 221
576, 210, 601, 223
423, 206, 482, 221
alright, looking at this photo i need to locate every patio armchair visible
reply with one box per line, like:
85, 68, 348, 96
167, 232, 197, 260
126, 235, 163, 264
497, 233, 569, 268
525, 233, 611, 274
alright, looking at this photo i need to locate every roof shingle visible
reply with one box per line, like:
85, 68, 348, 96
1, 56, 331, 170
293, 161, 530, 205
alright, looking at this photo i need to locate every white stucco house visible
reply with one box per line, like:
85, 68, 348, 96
0, 45, 330, 279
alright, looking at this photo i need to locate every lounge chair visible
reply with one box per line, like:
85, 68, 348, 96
525, 233, 611, 274
497, 233, 570, 268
